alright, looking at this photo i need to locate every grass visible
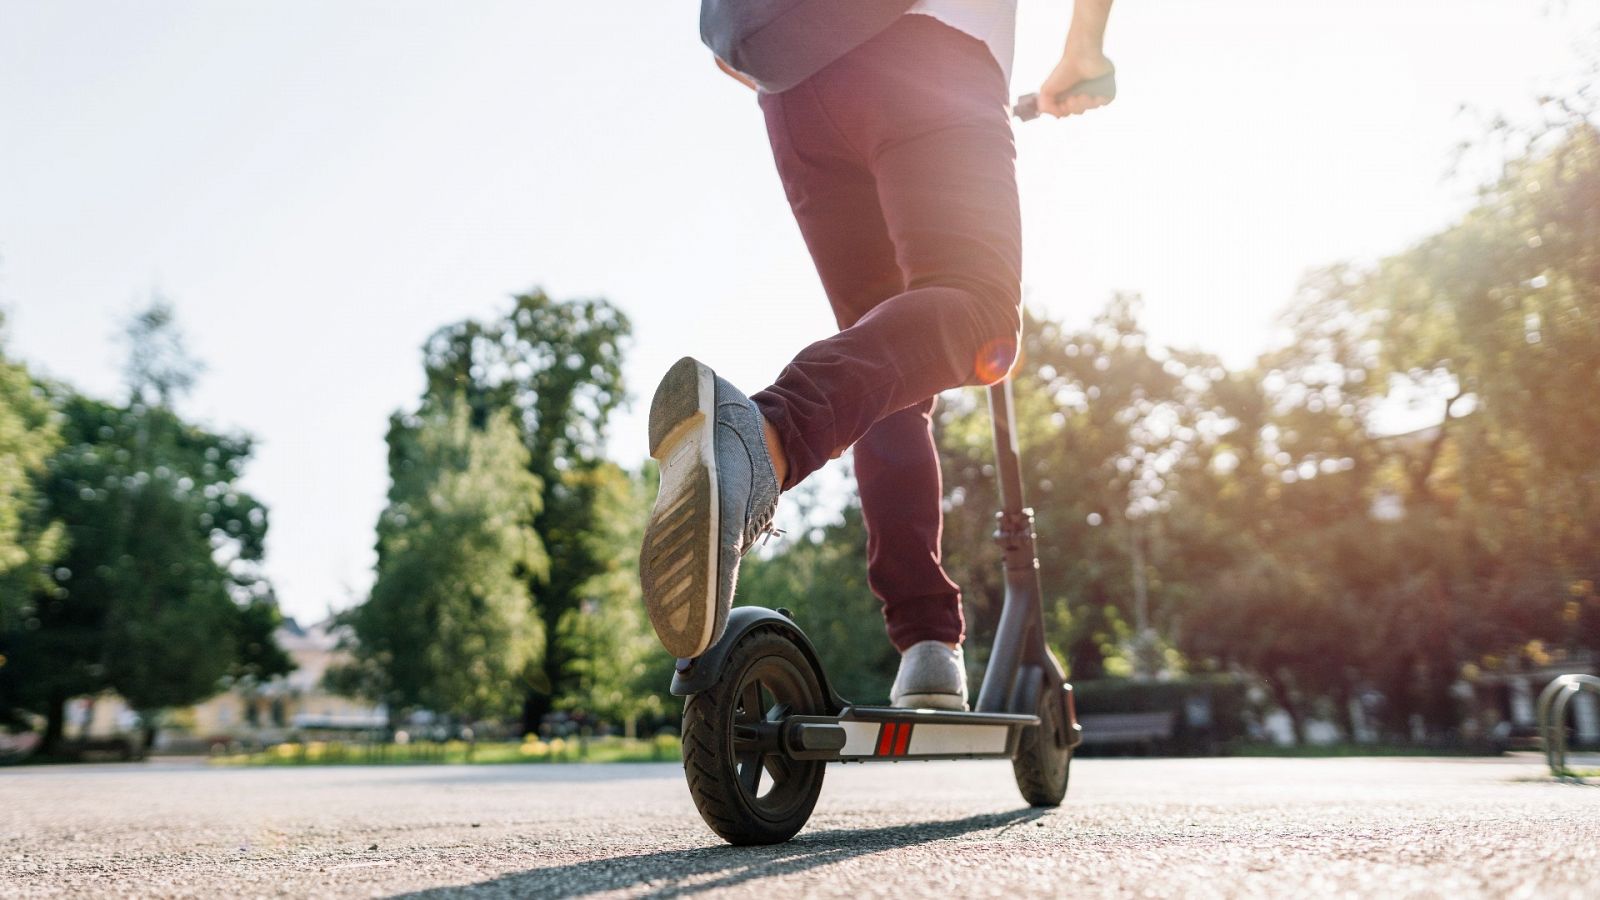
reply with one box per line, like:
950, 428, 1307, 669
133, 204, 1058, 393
1224, 742, 1496, 758
1552, 767, 1600, 780
209, 734, 682, 767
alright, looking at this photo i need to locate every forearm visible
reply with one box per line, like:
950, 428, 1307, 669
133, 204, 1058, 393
1035, 0, 1116, 116
1065, 0, 1114, 55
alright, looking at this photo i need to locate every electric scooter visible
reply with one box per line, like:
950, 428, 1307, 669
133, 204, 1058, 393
668, 375, 1083, 846
663, 81, 1107, 845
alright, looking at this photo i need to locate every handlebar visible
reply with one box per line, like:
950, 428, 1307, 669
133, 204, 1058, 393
1012, 69, 1118, 122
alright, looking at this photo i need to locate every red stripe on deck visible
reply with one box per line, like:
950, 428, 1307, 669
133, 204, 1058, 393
893, 722, 912, 756
875, 723, 895, 756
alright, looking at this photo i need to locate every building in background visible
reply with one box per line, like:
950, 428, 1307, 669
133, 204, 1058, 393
67, 617, 384, 752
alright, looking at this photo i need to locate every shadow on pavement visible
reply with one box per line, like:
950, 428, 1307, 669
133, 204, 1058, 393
393, 807, 1047, 898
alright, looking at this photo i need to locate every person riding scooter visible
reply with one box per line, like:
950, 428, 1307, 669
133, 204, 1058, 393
640, 0, 1117, 711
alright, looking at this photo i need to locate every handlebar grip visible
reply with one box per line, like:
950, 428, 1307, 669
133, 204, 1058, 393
1012, 70, 1117, 122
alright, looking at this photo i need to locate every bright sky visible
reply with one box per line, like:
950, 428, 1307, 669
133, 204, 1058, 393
1, 1, 1591, 623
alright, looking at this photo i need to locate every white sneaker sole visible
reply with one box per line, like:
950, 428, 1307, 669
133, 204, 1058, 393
640, 357, 721, 659
892, 693, 970, 712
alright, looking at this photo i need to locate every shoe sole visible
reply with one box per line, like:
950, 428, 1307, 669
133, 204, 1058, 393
641, 357, 720, 659
892, 693, 969, 712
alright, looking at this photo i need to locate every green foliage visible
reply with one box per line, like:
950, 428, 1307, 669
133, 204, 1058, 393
0, 326, 63, 628
1116, 123, 1599, 741
121, 300, 200, 409
936, 298, 1191, 682
1, 302, 288, 742
556, 463, 676, 725
342, 403, 546, 722
1367, 125, 1600, 583
230, 590, 294, 684
97, 454, 245, 712
211, 734, 680, 767
414, 288, 633, 723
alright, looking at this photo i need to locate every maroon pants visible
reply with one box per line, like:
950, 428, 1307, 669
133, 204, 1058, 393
749, 16, 1022, 651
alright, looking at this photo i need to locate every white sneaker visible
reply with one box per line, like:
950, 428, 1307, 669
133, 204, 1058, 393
890, 641, 969, 711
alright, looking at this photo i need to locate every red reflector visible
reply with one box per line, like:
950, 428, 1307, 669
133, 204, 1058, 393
893, 722, 912, 756
875, 723, 895, 756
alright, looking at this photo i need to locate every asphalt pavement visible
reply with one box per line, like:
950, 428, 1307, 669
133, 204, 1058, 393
3, 754, 1595, 898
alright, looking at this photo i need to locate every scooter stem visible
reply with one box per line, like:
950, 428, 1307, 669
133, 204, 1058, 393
988, 377, 1028, 518
974, 377, 1061, 713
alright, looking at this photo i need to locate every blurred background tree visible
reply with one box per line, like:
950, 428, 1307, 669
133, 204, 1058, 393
338, 401, 545, 725
555, 464, 676, 734
0, 301, 291, 752
417, 289, 631, 732
331, 289, 645, 733
0, 318, 65, 728
0, 318, 63, 625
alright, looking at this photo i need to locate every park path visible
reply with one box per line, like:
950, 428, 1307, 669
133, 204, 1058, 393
2, 755, 1595, 898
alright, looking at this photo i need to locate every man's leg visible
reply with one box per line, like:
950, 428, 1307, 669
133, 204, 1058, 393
750, 15, 1021, 492
642, 15, 1016, 661
750, 16, 1016, 660
853, 398, 964, 651
758, 72, 966, 653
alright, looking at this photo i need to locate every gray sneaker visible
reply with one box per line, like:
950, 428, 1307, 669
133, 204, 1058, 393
640, 357, 781, 659
890, 641, 969, 711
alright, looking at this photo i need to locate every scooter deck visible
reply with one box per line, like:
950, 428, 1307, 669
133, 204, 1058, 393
786, 706, 1038, 763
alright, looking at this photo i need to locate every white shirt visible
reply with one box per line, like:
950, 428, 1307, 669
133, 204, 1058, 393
908, 0, 1018, 84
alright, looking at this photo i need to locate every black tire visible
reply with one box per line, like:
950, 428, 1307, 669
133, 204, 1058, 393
1013, 681, 1072, 807
681, 629, 827, 845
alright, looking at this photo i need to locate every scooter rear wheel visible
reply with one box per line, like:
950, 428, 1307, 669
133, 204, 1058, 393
681, 629, 827, 845
1013, 681, 1072, 806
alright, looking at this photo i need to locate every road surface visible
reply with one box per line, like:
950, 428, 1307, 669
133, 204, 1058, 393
3, 755, 1595, 898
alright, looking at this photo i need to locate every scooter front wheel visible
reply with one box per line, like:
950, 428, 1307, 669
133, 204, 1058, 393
1013, 681, 1072, 806
681, 629, 827, 845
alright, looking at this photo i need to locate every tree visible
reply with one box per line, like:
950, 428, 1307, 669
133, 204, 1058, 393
1167, 112, 1600, 738
122, 300, 201, 409
555, 463, 675, 731
0, 321, 62, 623
0, 322, 64, 727
1160, 268, 1395, 740
415, 288, 630, 729
935, 299, 1190, 682
0, 301, 288, 751
1343, 122, 1600, 718
99, 454, 245, 745
341, 401, 546, 723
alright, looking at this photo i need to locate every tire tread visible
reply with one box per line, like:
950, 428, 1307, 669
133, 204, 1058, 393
1012, 683, 1071, 807
681, 630, 825, 844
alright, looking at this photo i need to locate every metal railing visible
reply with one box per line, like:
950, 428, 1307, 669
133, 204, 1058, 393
1536, 673, 1600, 777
